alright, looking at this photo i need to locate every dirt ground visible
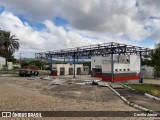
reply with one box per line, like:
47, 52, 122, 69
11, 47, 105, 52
0, 75, 158, 120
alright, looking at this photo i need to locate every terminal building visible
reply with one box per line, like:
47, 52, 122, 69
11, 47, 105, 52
35, 42, 151, 82
91, 55, 140, 82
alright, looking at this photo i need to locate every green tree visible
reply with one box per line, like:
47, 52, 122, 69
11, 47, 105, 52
0, 30, 20, 70
21, 60, 29, 67
28, 60, 47, 69
151, 43, 160, 78
8, 55, 17, 64
142, 59, 153, 67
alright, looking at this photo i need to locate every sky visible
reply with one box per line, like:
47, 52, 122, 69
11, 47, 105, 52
0, 0, 160, 58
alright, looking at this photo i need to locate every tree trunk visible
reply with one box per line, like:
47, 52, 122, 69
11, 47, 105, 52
5, 57, 8, 71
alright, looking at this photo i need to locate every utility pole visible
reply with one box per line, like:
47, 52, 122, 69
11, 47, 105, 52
20, 53, 22, 68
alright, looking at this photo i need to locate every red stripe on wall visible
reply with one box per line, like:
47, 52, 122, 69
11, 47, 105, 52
95, 73, 102, 78
51, 71, 57, 76
102, 76, 112, 82
102, 75, 140, 82
114, 75, 140, 81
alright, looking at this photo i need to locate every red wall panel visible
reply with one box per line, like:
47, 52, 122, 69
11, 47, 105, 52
102, 74, 140, 82
114, 75, 140, 82
95, 73, 102, 78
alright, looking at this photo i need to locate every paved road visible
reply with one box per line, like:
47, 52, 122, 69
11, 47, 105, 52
144, 79, 160, 85
116, 87, 160, 112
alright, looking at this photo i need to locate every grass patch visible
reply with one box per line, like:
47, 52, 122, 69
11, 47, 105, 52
0, 70, 18, 74
127, 83, 160, 97
0, 70, 50, 76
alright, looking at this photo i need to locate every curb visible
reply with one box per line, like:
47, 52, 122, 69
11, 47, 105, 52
144, 93, 160, 101
108, 85, 160, 116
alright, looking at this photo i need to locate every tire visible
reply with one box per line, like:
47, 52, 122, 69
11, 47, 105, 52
19, 74, 24, 77
36, 71, 39, 76
27, 74, 31, 77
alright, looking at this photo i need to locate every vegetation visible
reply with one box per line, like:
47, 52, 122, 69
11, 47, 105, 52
0, 29, 20, 70
142, 42, 160, 78
141, 59, 153, 67
0, 70, 18, 74
151, 43, 160, 78
28, 60, 48, 69
8, 55, 17, 63
128, 83, 160, 97
21, 60, 49, 70
79, 62, 91, 71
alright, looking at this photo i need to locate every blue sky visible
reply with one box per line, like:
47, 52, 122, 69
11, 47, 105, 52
53, 17, 69, 27
0, 0, 159, 58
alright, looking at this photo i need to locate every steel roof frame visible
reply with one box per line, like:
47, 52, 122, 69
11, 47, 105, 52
35, 42, 151, 59
35, 42, 152, 81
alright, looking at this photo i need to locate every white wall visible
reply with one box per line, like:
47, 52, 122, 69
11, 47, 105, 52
141, 65, 154, 79
0, 61, 13, 70
0, 57, 13, 70
52, 63, 83, 75
129, 55, 140, 73
114, 63, 130, 73
92, 55, 140, 74
102, 64, 111, 73
0, 57, 5, 62
102, 63, 130, 73
91, 56, 110, 69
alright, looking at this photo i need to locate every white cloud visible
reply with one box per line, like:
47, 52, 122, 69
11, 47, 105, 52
0, 11, 101, 58
0, 0, 152, 40
138, 0, 160, 18
0, 0, 158, 58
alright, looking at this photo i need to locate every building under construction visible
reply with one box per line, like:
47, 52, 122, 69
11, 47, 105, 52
91, 55, 140, 82
35, 42, 151, 82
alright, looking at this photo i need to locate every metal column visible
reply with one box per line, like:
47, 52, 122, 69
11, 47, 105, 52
111, 43, 114, 82
73, 52, 76, 78
77, 56, 78, 63
139, 52, 142, 83
50, 56, 53, 71
111, 53, 114, 82
19, 53, 22, 68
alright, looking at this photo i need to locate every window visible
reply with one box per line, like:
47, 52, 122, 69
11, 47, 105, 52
128, 69, 130, 71
119, 69, 122, 71
124, 69, 126, 71
115, 69, 118, 72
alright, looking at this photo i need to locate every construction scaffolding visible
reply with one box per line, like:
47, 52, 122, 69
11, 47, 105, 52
35, 42, 152, 81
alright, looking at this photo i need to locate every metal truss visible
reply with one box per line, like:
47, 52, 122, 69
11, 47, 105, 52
35, 42, 152, 59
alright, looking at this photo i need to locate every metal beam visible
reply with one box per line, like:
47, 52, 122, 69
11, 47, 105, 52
35, 42, 151, 59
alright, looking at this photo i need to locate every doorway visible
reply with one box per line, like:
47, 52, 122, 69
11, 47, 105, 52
69, 68, 73, 75
60, 67, 65, 75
